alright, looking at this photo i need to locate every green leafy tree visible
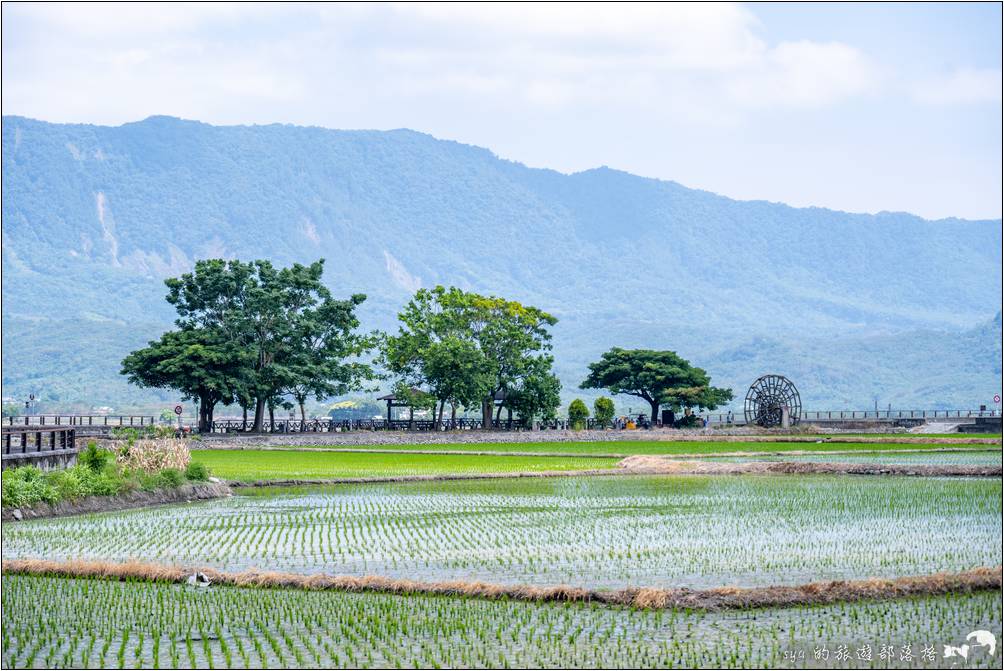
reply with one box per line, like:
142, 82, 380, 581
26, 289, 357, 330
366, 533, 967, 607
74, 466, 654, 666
383, 286, 558, 430
593, 396, 616, 428
567, 398, 589, 429
421, 338, 493, 427
283, 295, 376, 421
123, 258, 371, 432
505, 356, 562, 425
162, 258, 371, 431
581, 348, 732, 424
121, 328, 246, 431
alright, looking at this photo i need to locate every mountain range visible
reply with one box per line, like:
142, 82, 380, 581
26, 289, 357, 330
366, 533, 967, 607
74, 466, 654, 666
2, 115, 1001, 412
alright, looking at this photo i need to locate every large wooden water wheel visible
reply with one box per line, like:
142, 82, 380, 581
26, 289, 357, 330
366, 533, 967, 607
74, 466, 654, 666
744, 374, 801, 427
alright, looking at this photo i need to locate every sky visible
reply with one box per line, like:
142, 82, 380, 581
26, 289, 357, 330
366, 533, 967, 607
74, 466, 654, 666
2, 2, 1001, 220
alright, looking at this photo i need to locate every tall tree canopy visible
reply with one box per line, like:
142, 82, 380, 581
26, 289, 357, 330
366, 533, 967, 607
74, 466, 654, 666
504, 355, 562, 425
123, 258, 373, 431
580, 348, 732, 424
382, 286, 560, 428
121, 328, 247, 431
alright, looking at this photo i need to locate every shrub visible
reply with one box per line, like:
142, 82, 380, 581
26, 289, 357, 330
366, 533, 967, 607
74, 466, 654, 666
593, 397, 615, 428
136, 466, 185, 491
89, 468, 126, 497
185, 462, 210, 482
1, 448, 193, 509
111, 425, 176, 440
1, 467, 58, 508
156, 468, 185, 489
117, 439, 191, 472
567, 399, 589, 430
48, 468, 86, 501
79, 442, 114, 472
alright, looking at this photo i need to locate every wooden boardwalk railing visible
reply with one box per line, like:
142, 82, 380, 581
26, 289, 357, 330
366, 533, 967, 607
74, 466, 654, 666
6, 415, 156, 427
1, 426, 78, 469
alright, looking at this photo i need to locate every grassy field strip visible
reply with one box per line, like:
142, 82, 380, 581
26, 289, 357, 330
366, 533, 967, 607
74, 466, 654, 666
205, 445, 628, 458
192, 443, 1002, 457
188, 447, 1002, 483
220, 460, 1001, 488
197, 434, 1001, 451
190, 449, 617, 481
4, 559, 1001, 611
5, 476, 998, 589
226, 469, 620, 488
3, 574, 1001, 670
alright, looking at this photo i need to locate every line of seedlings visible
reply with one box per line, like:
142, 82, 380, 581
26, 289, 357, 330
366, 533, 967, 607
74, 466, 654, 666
2, 574, 1001, 669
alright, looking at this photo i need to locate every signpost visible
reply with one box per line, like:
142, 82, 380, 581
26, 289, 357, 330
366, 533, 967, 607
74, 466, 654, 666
174, 405, 183, 432
994, 395, 1001, 417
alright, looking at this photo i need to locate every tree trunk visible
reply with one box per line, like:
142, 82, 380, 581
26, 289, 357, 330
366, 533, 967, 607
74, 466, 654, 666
649, 399, 660, 427
252, 397, 266, 432
482, 397, 493, 431
495, 402, 504, 421
299, 401, 306, 423
268, 405, 275, 432
451, 403, 457, 429
197, 398, 207, 433
242, 406, 248, 431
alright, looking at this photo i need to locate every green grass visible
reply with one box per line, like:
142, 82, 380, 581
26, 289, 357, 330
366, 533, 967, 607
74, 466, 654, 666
3, 575, 1000, 669
191, 449, 615, 481
275, 439, 1000, 456
836, 432, 1001, 438
1, 447, 209, 508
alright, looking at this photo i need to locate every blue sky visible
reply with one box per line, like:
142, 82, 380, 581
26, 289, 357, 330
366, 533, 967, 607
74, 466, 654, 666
2, 2, 1000, 219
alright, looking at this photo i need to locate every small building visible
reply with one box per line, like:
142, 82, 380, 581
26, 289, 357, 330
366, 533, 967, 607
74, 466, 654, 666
376, 388, 426, 423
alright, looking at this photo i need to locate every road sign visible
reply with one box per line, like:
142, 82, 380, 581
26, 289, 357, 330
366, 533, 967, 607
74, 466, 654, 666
174, 405, 183, 415
994, 395, 1001, 404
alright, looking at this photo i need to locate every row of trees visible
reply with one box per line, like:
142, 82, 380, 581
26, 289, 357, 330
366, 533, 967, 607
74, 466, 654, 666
123, 258, 732, 431
122, 259, 373, 432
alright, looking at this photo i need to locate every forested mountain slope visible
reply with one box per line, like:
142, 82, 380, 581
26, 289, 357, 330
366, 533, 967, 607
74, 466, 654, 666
2, 115, 1000, 409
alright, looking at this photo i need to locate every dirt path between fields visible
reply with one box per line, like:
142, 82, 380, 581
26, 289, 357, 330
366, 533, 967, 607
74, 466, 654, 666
617, 455, 1003, 478
4, 559, 999, 612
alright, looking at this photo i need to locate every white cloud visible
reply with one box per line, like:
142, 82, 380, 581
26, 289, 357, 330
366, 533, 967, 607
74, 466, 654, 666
913, 68, 1002, 106
727, 41, 879, 108
1, 2, 880, 124
1, 2, 998, 219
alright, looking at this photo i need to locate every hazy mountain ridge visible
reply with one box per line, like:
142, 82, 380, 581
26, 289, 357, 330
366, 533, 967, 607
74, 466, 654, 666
2, 115, 1000, 410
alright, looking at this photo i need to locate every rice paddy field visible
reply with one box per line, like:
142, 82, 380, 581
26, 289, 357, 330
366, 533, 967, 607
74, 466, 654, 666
4, 475, 999, 589
3, 438, 1001, 669
2, 574, 1000, 669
